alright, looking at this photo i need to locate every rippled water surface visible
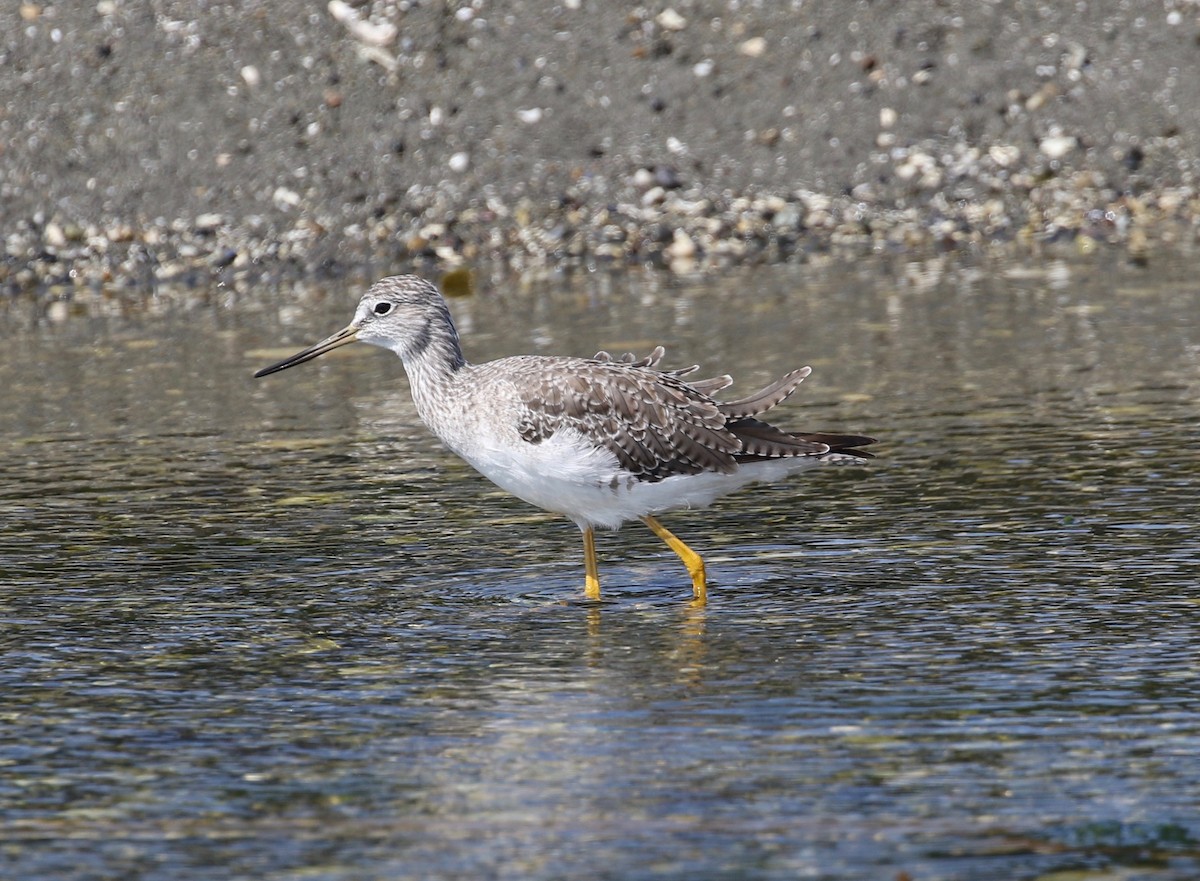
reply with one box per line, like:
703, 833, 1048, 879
2, 254, 1199, 880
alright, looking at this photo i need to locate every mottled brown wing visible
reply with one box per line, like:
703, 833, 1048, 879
513, 352, 875, 480
515, 356, 744, 481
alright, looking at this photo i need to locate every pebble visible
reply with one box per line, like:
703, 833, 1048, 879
738, 37, 767, 58
1039, 135, 1078, 160
44, 222, 67, 249
656, 9, 686, 31
666, 228, 696, 259
631, 168, 655, 189
654, 166, 682, 189
641, 186, 666, 207
272, 187, 301, 210
328, 0, 398, 46
895, 151, 942, 189
989, 145, 1021, 167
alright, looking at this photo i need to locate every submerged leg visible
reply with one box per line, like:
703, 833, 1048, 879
641, 515, 707, 605
583, 526, 601, 601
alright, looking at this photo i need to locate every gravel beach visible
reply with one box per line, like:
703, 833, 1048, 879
3, 0, 1200, 288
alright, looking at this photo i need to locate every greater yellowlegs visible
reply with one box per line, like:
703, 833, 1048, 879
255, 275, 874, 604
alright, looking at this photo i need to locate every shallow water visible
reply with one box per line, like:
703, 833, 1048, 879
2, 254, 1199, 880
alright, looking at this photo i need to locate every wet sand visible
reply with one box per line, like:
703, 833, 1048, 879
2, 1, 1199, 286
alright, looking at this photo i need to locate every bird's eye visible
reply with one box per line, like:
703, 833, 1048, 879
373, 302, 393, 315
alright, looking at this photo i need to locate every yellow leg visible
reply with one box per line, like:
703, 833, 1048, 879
583, 526, 601, 601
641, 515, 707, 605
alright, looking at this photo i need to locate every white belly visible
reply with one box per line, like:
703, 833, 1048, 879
450, 427, 823, 531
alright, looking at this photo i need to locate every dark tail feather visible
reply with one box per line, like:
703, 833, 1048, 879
730, 419, 877, 461
796, 431, 877, 459
729, 417, 830, 458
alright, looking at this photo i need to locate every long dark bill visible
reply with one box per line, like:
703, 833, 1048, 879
253, 324, 359, 378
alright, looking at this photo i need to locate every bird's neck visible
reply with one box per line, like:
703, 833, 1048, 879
398, 309, 468, 398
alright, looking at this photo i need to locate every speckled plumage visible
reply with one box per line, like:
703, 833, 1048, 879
255, 275, 875, 603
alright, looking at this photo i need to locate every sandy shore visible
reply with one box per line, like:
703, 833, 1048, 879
2, 0, 1199, 287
